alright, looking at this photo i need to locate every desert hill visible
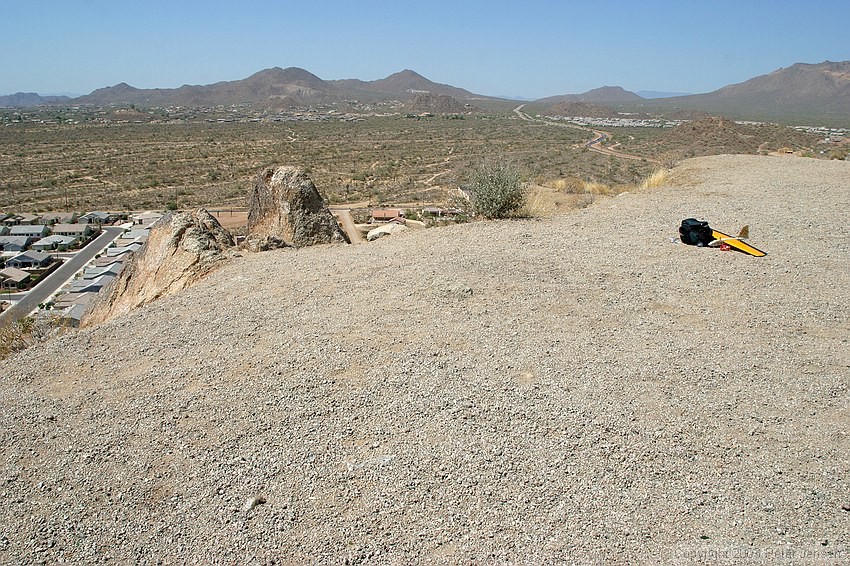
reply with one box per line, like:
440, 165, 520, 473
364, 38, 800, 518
403, 92, 471, 114
332, 69, 484, 101
1, 155, 848, 562
76, 67, 343, 108
651, 61, 850, 120
73, 67, 490, 108
0, 92, 70, 107
535, 85, 644, 106
651, 116, 820, 157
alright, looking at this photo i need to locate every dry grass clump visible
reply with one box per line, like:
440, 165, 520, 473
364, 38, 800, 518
582, 181, 615, 195
639, 168, 670, 189
520, 185, 559, 217
520, 182, 600, 217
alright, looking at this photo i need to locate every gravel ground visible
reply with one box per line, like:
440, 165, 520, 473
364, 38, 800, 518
1, 155, 848, 564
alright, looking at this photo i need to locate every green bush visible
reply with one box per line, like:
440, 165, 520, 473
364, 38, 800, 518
468, 159, 525, 219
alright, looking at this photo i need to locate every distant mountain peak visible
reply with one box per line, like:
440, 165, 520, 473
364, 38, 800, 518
535, 85, 642, 106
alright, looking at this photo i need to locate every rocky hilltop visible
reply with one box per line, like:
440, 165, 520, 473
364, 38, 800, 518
84, 209, 234, 326
0, 155, 848, 562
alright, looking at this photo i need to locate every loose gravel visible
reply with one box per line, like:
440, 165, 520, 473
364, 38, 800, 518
1, 155, 848, 564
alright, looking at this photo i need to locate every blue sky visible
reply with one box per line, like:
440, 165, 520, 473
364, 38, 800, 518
3, 0, 848, 98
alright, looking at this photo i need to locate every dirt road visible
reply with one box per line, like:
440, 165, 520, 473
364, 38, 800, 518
331, 208, 364, 244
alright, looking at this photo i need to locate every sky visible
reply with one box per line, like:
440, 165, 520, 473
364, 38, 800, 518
3, 0, 849, 99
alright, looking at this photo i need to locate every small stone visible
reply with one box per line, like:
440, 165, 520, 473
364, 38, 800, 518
243, 495, 267, 512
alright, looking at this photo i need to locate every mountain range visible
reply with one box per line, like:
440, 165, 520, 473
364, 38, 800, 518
2, 61, 848, 122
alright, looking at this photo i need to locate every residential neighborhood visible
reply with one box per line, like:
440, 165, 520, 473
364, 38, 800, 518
0, 210, 163, 325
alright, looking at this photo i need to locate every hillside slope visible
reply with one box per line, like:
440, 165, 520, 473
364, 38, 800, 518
652, 60, 850, 121
1, 156, 848, 562
649, 116, 821, 156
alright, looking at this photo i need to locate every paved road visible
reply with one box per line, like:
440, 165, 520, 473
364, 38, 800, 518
0, 226, 123, 324
513, 105, 659, 163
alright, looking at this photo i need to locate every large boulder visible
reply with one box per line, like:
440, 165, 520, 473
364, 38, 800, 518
247, 166, 349, 248
366, 222, 408, 242
84, 209, 234, 326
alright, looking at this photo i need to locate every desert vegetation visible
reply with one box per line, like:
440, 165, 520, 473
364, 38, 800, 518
0, 109, 659, 213
467, 158, 525, 219
0, 315, 65, 360
1, 106, 839, 217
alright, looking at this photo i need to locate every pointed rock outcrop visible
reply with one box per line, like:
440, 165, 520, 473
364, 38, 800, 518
247, 166, 349, 248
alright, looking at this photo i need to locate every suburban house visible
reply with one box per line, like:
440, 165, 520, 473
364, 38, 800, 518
3, 213, 43, 226
79, 211, 118, 224
0, 267, 31, 290
0, 236, 34, 252
9, 224, 50, 238
54, 291, 100, 310
40, 212, 77, 225
371, 208, 405, 223
59, 303, 87, 327
52, 223, 97, 238
31, 235, 79, 251
70, 274, 114, 293
5, 250, 52, 269
422, 206, 463, 218
131, 211, 164, 227
83, 263, 123, 280
106, 243, 142, 258
94, 255, 125, 268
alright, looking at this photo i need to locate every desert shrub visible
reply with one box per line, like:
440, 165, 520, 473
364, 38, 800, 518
468, 158, 525, 219
0, 316, 66, 360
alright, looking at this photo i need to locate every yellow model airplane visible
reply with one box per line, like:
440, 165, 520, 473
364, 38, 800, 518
707, 225, 767, 257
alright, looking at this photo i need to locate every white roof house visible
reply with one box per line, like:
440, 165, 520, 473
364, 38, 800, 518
5, 250, 52, 269
106, 243, 142, 257
9, 224, 50, 238
31, 235, 78, 251
70, 274, 115, 293
83, 263, 123, 280
52, 223, 96, 238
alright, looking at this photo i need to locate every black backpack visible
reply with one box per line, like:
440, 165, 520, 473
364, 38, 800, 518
679, 218, 714, 247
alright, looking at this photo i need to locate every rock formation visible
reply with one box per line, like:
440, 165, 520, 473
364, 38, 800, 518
247, 166, 349, 248
366, 222, 408, 241
84, 209, 234, 326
